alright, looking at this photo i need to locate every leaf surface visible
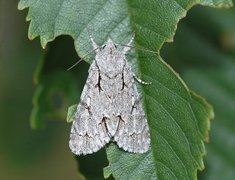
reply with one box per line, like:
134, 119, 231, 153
161, 6, 235, 179
18, 0, 233, 179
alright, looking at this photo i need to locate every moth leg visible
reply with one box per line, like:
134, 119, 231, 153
134, 75, 152, 85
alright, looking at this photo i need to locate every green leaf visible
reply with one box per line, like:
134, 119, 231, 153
162, 6, 235, 179
104, 90, 213, 180
67, 104, 78, 123
18, 0, 233, 179
30, 36, 89, 128
104, 144, 156, 179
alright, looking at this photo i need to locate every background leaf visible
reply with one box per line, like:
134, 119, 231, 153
18, 0, 233, 179
67, 104, 78, 123
162, 6, 235, 180
29, 36, 88, 128
0, 1, 80, 179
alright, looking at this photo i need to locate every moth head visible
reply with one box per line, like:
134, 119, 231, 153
103, 39, 117, 50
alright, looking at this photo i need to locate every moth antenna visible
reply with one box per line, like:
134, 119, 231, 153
118, 44, 157, 54
123, 35, 135, 54
87, 29, 99, 52
67, 59, 83, 71
90, 36, 99, 52
67, 47, 99, 71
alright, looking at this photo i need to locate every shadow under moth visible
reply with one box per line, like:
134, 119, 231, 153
69, 36, 150, 155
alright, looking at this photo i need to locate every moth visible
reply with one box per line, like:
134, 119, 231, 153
69, 36, 150, 155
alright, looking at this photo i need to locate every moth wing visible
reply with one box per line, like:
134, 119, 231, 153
69, 63, 111, 155
114, 64, 150, 153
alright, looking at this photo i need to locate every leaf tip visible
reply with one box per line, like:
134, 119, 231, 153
30, 107, 45, 129
40, 37, 48, 49
17, 1, 27, 10
67, 104, 78, 123
103, 166, 112, 179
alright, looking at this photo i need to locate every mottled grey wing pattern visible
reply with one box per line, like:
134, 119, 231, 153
69, 62, 111, 155
69, 38, 150, 155
114, 62, 150, 153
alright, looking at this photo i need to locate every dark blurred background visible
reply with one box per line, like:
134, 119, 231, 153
1, 0, 235, 180
0, 1, 79, 179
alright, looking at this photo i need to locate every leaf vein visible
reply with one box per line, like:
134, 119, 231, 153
154, 130, 190, 180
145, 92, 198, 165
144, 74, 189, 103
